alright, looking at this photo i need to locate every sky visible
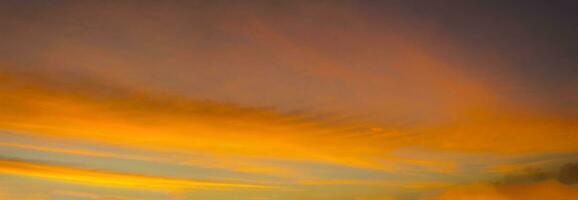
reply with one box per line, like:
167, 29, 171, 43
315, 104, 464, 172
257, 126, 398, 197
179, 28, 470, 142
0, 0, 577, 199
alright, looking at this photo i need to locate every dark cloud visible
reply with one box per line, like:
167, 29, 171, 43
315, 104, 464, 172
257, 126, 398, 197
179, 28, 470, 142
495, 162, 578, 186
558, 163, 578, 185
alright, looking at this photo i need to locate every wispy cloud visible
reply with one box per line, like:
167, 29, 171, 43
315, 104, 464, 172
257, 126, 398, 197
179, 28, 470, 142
0, 158, 272, 191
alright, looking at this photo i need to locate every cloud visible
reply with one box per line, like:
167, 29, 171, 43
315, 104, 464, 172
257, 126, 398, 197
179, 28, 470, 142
357, 196, 397, 200
426, 162, 578, 200
490, 161, 578, 186
559, 163, 578, 185
0, 70, 453, 173
424, 180, 578, 200
0, 158, 271, 191
299, 179, 450, 189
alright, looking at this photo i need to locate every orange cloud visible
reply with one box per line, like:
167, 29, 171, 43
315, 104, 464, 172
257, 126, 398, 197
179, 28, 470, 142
1, 67, 577, 178
0, 71, 433, 173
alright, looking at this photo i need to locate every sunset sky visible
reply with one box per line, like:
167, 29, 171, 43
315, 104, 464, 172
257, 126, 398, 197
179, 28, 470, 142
0, 1, 577, 200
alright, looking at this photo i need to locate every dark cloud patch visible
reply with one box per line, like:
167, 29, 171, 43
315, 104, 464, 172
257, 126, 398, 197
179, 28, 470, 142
494, 162, 578, 186
558, 163, 578, 185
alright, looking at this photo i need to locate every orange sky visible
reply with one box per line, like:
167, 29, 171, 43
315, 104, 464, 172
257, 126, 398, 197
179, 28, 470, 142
0, 1, 577, 200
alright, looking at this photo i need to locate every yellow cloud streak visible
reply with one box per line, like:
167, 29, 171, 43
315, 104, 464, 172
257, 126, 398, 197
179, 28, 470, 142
0, 159, 272, 191
299, 179, 451, 189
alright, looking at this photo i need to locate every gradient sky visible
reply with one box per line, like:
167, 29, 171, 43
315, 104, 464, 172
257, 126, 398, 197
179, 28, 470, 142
0, 1, 577, 200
